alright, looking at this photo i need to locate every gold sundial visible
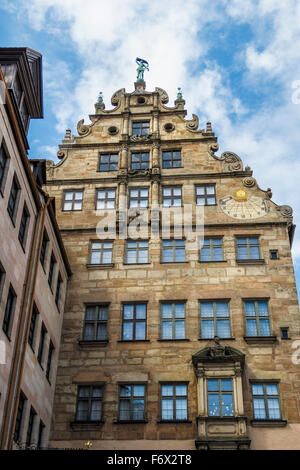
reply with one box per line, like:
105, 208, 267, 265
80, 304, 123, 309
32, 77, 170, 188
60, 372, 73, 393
219, 189, 269, 220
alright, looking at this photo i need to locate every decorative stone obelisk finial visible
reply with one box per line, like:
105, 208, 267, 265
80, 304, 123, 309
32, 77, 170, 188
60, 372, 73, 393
95, 91, 105, 113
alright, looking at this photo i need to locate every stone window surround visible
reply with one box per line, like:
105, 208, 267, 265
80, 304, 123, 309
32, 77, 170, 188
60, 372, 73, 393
13, 391, 27, 444
45, 340, 55, 384
161, 238, 186, 264
162, 149, 182, 169
116, 383, 147, 423
55, 271, 63, 311
249, 379, 287, 427
121, 302, 148, 342
2, 283, 17, 340
13, 395, 45, 449
242, 297, 276, 343
199, 299, 232, 340
98, 153, 119, 172
131, 120, 151, 136
162, 185, 182, 207
47, 251, 57, 292
26, 406, 37, 447
199, 236, 224, 263
207, 377, 234, 418
81, 303, 109, 344
124, 239, 149, 265
160, 300, 187, 341
28, 302, 39, 351
0, 260, 6, 304
40, 229, 49, 271
73, 384, 105, 424
62, 189, 84, 211
128, 186, 149, 209
0, 137, 10, 197
7, 172, 21, 226
195, 183, 217, 206
37, 322, 47, 369
18, 202, 30, 252
88, 240, 114, 266
37, 420, 45, 449
235, 234, 264, 264
270, 249, 279, 260
280, 326, 290, 340
158, 381, 191, 423
130, 151, 150, 170
95, 187, 116, 210
193, 347, 249, 450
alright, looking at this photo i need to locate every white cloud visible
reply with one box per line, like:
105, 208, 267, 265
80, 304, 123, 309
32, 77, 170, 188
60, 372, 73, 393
39, 145, 58, 158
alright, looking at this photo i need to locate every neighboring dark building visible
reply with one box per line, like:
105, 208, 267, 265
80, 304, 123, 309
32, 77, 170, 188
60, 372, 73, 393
0, 48, 71, 450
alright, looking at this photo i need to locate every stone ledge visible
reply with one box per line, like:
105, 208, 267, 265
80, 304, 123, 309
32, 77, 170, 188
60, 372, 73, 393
198, 337, 236, 341
195, 436, 251, 450
86, 263, 114, 270
196, 415, 248, 422
157, 339, 190, 342
244, 336, 277, 345
157, 420, 193, 424
160, 261, 189, 265
113, 420, 148, 424
117, 340, 150, 343
250, 419, 287, 427
78, 339, 109, 347
198, 260, 227, 264
236, 258, 265, 265
70, 420, 105, 430
123, 263, 152, 266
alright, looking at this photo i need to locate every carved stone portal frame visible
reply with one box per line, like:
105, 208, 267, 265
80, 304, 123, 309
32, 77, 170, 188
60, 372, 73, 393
192, 344, 251, 450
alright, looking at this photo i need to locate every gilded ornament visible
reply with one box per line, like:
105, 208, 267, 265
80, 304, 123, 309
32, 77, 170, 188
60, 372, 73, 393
234, 189, 248, 201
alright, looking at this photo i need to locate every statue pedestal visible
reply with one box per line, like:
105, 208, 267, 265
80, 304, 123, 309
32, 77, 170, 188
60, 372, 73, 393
134, 81, 146, 92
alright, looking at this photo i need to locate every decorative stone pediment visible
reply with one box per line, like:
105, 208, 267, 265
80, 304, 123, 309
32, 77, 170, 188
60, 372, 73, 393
155, 87, 169, 104
192, 339, 245, 366
185, 114, 199, 131
276, 204, 294, 229
111, 88, 125, 106
76, 118, 94, 138
129, 134, 153, 143
209, 143, 243, 172
178, 113, 204, 133
128, 168, 152, 178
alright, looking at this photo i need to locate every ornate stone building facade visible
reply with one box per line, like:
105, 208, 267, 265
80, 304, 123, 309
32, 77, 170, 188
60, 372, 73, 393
45, 79, 300, 450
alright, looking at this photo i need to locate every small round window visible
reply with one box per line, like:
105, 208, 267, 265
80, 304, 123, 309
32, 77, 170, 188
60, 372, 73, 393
108, 126, 118, 135
137, 96, 146, 104
164, 123, 175, 133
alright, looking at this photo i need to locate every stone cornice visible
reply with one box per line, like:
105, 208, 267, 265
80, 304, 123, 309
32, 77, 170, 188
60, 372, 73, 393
57, 135, 218, 150
45, 170, 253, 186
58, 220, 288, 233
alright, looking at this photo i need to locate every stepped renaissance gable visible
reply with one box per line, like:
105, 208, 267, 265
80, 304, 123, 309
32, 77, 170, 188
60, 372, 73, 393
44, 77, 300, 450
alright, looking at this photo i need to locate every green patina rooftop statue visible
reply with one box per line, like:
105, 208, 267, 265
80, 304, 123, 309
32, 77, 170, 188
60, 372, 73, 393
136, 57, 149, 82
177, 87, 183, 99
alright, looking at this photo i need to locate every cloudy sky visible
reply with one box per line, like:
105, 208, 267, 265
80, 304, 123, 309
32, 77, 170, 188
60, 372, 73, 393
1, 0, 300, 294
